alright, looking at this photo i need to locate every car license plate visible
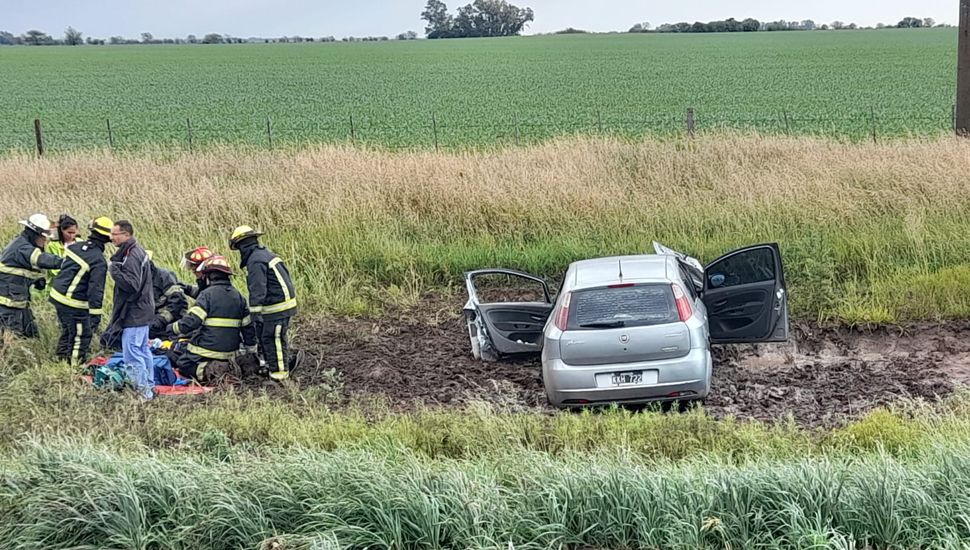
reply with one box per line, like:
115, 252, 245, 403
612, 371, 643, 386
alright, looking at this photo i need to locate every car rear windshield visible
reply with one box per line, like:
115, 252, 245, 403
568, 284, 679, 330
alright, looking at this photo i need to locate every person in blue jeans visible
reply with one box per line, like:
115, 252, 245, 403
106, 220, 156, 400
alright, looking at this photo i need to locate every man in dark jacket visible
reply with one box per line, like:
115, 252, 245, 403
0, 214, 62, 337
149, 260, 188, 339
167, 255, 256, 381
229, 226, 297, 382
49, 217, 111, 365
107, 220, 155, 400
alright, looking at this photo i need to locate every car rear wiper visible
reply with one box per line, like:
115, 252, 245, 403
579, 321, 626, 328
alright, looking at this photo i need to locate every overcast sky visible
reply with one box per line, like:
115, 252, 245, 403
1, 0, 957, 39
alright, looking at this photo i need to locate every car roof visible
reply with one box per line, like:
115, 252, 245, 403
567, 254, 672, 290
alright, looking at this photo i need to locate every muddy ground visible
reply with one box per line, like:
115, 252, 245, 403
290, 294, 969, 427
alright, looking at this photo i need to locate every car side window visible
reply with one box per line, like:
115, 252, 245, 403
707, 248, 775, 289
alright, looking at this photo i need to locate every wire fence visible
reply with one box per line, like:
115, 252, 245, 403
2, 108, 958, 154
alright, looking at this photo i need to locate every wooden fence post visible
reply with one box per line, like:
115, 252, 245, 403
186, 118, 193, 151
266, 117, 273, 147
869, 107, 877, 144
350, 114, 356, 141
33, 119, 44, 156
514, 113, 520, 146
686, 108, 696, 138
432, 112, 439, 152
106, 118, 114, 148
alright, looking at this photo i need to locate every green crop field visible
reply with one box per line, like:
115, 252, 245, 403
0, 28, 956, 150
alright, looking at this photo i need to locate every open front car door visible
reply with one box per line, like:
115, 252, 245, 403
463, 269, 553, 362
702, 243, 789, 344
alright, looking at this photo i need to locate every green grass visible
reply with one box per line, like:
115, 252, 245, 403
0, 28, 956, 150
5, 437, 970, 549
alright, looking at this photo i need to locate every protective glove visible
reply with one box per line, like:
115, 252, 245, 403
33, 278, 46, 291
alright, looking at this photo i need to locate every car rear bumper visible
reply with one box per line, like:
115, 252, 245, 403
542, 348, 712, 408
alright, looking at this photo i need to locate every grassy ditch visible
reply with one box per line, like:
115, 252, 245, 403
4, 437, 970, 549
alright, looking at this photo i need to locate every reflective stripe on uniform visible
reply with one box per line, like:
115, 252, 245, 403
0, 264, 43, 280
89, 308, 104, 316
249, 305, 263, 313
262, 298, 297, 315
164, 284, 183, 296
268, 257, 292, 301
241, 315, 252, 327
71, 322, 83, 365
275, 323, 284, 370
50, 288, 88, 310
186, 343, 234, 360
203, 317, 243, 328
187, 306, 207, 321
0, 295, 29, 309
64, 249, 90, 304
29, 248, 41, 269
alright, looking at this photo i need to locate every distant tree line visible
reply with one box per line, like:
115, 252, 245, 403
630, 16, 947, 33
0, 28, 421, 46
421, 0, 533, 38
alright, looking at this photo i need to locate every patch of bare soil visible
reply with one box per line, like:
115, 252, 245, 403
291, 294, 969, 426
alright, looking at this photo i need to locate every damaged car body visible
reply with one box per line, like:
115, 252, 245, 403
463, 242, 790, 408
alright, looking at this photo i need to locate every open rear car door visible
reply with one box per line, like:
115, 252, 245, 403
703, 243, 789, 344
463, 269, 553, 362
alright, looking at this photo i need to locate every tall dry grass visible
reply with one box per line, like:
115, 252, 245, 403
3, 134, 970, 320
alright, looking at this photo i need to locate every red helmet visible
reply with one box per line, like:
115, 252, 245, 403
197, 255, 233, 276
181, 246, 214, 270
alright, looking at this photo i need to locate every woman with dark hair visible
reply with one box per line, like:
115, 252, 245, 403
46, 214, 78, 279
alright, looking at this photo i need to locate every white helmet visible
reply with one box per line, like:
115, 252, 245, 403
19, 214, 52, 237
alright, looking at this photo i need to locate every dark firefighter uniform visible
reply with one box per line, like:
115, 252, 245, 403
233, 232, 297, 381
150, 263, 188, 339
167, 278, 256, 380
0, 228, 62, 337
49, 238, 108, 364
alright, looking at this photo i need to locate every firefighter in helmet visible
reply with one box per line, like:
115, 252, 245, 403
0, 214, 63, 337
166, 255, 256, 381
229, 226, 298, 382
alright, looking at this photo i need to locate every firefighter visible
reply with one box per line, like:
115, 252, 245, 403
148, 257, 188, 339
48, 217, 111, 364
179, 246, 214, 299
229, 225, 297, 381
0, 214, 63, 337
166, 255, 256, 381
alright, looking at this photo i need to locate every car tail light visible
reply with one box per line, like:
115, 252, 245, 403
672, 284, 692, 322
608, 283, 634, 289
554, 292, 572, 331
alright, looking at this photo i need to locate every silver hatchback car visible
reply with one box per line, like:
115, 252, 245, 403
464, 242, 789, 407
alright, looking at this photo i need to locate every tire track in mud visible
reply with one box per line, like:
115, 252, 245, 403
292, 296, 966, 427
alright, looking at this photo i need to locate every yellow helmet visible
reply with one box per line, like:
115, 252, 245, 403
89, 216, 113, 238
229, 225, 263, 250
